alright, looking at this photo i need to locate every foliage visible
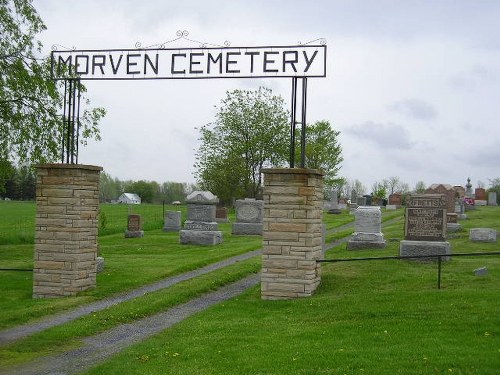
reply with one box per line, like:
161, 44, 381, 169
0, 0, 105, 167
488, 177, 500, 204
341, 178, 366, 198
294, 120, 343, 189
414, 180, 427, 193
371, 180, 387, 199
0, 164, 35, 199
194, 87, 289, 204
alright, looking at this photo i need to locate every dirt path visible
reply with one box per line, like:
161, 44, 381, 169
2, 274, 260, 375
0, 249, 261, 346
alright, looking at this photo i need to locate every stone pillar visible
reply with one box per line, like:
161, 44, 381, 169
33, 164, 102, 298
261, 168, 323, 300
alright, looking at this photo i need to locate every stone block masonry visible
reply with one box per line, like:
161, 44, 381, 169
261, 168, 323, 300
33, 164, 102, 298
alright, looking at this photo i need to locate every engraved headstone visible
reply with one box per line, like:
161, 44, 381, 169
404, 194, 446, 241
388, 193, 402, 206
232, 198, 264, 235
125, 214, 144, 238
180, 191, 223, 245
346, 206, 386, 250
425, 184, 455, 215
400, 194, 451, 261
474, 187, 487, 206
163, 210, 181, 232
215, 207, 229, 223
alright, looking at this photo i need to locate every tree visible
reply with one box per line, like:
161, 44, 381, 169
371, 180, 388, 199
294, 120, 343, 189
126, 180, 156, 203
488, 178, 500, 205
194, 87, 289, 204
0, 0, 105, 168
414, 180, 427, 193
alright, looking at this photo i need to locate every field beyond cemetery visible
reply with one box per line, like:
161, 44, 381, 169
0, 201, 499, 374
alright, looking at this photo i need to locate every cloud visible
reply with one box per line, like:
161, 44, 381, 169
344, 121, 414, 150
448, 64, 500, 91
389, 98, 438, 120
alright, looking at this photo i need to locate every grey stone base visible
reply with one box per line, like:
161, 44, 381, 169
347, 232, 386, 250
470, 228, 497, 242
163, 226, 180, 232
457, 214, 468, 220
180, 230, 223, 245
447, 223, 462, 233
399, 240, 451, 262
327, 208, 342, 214
232, 222, 263, 235
184, 221, 218, 231
347, 240, 387, 250
96, 257, 105, 273
475, 200, 487, 206
125, 230, 144, 238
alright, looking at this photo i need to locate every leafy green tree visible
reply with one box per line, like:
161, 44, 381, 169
126, 180, 155, 203
195, 87, 289, 204
371, 180, 388, 199
488, 178, 500, 204
0, 0, 105, 168
414, 180, 427, 193
294, 120, 343, 189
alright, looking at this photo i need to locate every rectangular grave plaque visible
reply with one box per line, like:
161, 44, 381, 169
127, 214, 141, 231
405, 194, 446, 241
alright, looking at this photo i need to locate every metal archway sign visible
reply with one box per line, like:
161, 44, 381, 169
51, 41, 327, 166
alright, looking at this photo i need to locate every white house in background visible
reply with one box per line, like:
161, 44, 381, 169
117, 193, 141, 204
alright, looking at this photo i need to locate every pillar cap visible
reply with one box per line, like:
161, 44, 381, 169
261, 167, 323, 176
35, 163, 103, 172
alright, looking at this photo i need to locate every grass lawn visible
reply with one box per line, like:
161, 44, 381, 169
1, 203, 499, 374
83, 207, 500, 375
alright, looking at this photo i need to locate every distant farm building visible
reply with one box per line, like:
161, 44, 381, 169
117, 193, 141, 204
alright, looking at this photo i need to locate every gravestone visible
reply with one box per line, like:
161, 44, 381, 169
474, 267, 488, 276
475, 188, 487, 201
125, 214, 144, 238
488, 191, 497, 206
446, 212, 461, 232
425, 184, 455, 216
388, 193, 402, 207
215, 207, 229, 223
351, 189, 358, 203
180, 191, 223, 245
465, 178, 473, 198
356, 196, 367, 206
346, 206, 386, 250
469, 228, 497, 243
453, 185, 465, 199
163, 210, 181, 232
400, 194, 451, 261
327, 189, 342, 214
232, 198, 264, 235
474, 187, 487, 206
363, 194, 372, 206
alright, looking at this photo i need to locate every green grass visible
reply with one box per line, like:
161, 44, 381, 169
81, 207, 500, 375
1, 203, 500, 374
0, 201, 36, 245
0, 258, 260, 368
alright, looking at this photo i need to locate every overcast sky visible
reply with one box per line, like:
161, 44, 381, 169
36, 0, 500, 192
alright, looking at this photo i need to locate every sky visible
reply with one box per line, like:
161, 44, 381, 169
35, 0, 500, 193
